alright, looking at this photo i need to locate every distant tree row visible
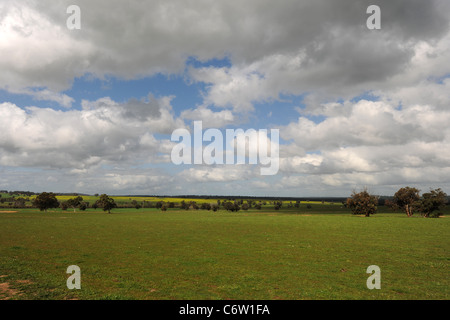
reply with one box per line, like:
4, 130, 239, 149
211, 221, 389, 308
347, 187, 448, 218
29, 187, 448, 218
33, 193, 117, 214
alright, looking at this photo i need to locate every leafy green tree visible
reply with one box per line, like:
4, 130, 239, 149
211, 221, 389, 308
79, 202, 88, 211
415, 188, 447, 218
33, 192, 59, 212
223, 201, 240, 212
201, 202, 212, 210
346, 189, 378, 217
96, 194, 117, 214
393, 187, 420, 217
13, 197, 26, 208
67, 196, 83, 212
60, 201, 69, 211
131, 199, 142, 209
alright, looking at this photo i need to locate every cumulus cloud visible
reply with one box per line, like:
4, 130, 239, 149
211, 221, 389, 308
2, 0, 449, 102
180, 106, 235, 128
0, 96, 182, 169
178, 165, 257, 183
1, 0, 450, 195
277, 96, 450, 194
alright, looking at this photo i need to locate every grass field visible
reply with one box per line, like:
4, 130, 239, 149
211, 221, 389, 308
0, 206, 448, 300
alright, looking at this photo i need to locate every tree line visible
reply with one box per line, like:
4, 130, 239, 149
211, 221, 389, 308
17, 186, 449, 218
347, 187, 448, 218
32, 193, 117, 213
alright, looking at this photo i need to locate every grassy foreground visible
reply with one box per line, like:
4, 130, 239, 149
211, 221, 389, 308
0, 207, 448, 300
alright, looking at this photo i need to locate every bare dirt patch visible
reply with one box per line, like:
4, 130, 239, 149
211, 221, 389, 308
0, 282, 22, 300
0, 276, 33, 300
0, 211, 18, 213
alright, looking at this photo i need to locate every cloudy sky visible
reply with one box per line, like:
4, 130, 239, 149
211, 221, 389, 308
1, 0, 449, 197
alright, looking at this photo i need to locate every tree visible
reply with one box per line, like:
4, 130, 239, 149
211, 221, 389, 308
13, 197, 26, 208
131, 200, 141, 209
33, 192, 59, 212
67, 196, 84, 212
201, 202, 212, 210
415, 188, 447, 218
393, 187, 420, 217
346, 189, 378, 217
223, 201, 240, 212
180, 200, 188, 210
96, 194, 117, 214
60, 201, 69, 210
78, 202, 88, 211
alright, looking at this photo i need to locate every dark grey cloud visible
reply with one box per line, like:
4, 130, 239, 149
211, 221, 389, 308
3, 0, 449, 94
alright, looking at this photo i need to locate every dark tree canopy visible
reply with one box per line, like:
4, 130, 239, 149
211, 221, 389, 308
33, 192, 59, 212
346, 189, 378, 217
96, 194, 117, 213
67, 196, 84, 212
393, 187, 420, 217
416, 188, 448, 218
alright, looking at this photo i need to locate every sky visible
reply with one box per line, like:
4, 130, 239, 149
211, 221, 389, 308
1, 0, 450, 197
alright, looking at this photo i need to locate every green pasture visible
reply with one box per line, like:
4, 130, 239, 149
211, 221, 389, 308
0, 206, 448, 300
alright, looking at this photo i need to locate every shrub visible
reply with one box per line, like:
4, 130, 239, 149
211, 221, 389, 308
346, 189, 378, 217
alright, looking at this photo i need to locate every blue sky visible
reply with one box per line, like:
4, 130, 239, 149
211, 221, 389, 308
1, 0, 450, 197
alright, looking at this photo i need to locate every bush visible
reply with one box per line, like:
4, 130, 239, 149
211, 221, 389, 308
346, 189, 378, 217
201, 203, 212, 210
415, 188, 447, 218
60, 201, 68, 211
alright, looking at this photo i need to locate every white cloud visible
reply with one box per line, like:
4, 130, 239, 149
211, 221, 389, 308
180, 106, 235, 128
178, 165, 256, 183
0, 97, 182, 169
1, 0, 450, 196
